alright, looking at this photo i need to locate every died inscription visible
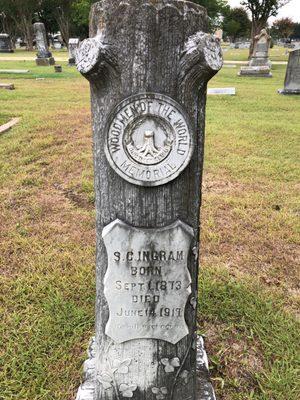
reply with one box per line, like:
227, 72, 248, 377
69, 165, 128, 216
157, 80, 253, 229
102, 219, 194, 344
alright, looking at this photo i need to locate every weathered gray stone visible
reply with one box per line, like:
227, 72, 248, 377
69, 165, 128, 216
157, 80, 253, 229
279, 49, 300, 95
0, 83, 15, 90
33, 22, 55, 66
0, 69, 29, 74
239, 29, 272, 77
249, 29, 271, 67
239, 65, 272, 78
208, 87, 236, 95
0, 33, 14, 53
76, 336, 216, 400
54, 65, 62, 73
68, 38, 80, 65
75, 1, 222, 399
102, 219, 193, 344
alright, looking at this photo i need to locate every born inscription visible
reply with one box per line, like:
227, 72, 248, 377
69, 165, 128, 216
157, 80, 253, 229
102, 219, 194, 344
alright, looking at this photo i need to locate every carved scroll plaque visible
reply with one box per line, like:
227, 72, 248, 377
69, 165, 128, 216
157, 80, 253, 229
105, 93, 194, 187
102, 219, 194, 344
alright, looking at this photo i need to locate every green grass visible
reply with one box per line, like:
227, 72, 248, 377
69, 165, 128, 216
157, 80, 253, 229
222, 45, 289, 62
0, 48, 68, 59
0, 60, 79, 80
0, 113, 11, 125
0, 56, 299, 400
198, 268, 300, 400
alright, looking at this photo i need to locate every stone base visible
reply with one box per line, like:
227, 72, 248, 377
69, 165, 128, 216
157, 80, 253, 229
278, 88, 300, 95
35, 57, 55, 66
54, 65, 62, 73
0, 83, 15, 90
249, 58, 271, 68
75, 336, 216, 400
68, 58, 76, 66
238, 66, 272, 78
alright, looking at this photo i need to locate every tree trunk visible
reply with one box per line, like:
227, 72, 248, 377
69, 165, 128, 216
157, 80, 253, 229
75, 1, 222, 400
55, 10, 70, 48
19, 16, 34, 51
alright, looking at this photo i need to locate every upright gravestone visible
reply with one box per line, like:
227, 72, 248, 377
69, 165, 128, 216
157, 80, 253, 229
68, 38, 80, 66
75, 1, 222, 400
239, 29, 272, 77
278, 48, 300, 95
0, 33, 14, 53
33, 22, 55, 66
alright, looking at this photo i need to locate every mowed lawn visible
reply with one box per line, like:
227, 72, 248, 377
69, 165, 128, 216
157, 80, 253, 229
0, 58, 299, 400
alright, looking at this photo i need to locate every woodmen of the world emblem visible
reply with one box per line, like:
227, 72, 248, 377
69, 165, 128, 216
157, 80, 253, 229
105, 93, 194, 186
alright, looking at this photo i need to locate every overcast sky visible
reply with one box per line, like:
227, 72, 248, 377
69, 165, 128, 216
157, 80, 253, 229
228, 0, 300, 23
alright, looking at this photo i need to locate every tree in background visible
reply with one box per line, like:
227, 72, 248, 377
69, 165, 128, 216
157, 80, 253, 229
0, 0, 38, 50
271, 17, 294, 40
39, 0, 74, 46
192, 0, 229, 30
38, 0, 96, 45
291, 23, 300, 40
71, 0, 96, 39
223, 7, 251, 42
240, 0, 291, 56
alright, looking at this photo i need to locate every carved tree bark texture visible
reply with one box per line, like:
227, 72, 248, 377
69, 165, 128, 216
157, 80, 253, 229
76, 1, 222, 400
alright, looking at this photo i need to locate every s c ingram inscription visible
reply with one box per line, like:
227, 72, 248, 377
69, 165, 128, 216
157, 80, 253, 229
102, 219, 194, 344
105, 93, 194, 187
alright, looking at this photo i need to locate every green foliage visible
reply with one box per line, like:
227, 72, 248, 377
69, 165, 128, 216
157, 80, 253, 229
191, 0, 229, 29
223, 7, 251, 41
240, 0, 291, 24
271, 17, 295, 40
70, 0, 96, 38
291, 22, 300, 39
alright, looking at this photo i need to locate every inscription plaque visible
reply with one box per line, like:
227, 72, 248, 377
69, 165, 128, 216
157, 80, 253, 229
102, 219, 194, 344
105, 93, 194, 187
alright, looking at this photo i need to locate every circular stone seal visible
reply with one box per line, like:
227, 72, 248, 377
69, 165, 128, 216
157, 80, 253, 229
105, 93, 194, 187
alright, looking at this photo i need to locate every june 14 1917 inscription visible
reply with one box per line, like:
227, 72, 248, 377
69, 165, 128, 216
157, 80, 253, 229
103, 219, 193, 344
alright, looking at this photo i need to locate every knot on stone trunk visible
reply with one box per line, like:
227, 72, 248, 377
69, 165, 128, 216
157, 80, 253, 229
76, 34, 117, 79
179, 32, 223, 89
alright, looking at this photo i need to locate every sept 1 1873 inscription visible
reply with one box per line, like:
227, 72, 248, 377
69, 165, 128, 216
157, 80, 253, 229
103, 219, 194, 344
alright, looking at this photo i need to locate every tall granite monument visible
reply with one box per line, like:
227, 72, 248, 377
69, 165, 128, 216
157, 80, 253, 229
239, 29, 272, 77
68, 38, 80, 66
33, 22, 55, 66
75, 1, 222, 400
0, 33, 14, 53
279, 48, 300, 95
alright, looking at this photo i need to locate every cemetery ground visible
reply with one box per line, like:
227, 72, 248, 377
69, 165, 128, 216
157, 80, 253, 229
0, 56, 299, 400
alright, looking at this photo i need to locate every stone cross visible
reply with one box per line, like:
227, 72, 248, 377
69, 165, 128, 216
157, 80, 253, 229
68, 38, 80, 66
75, 1, 222, 400
33, 22, 55, 66
279, 48, 300, 95
0, 33, 14, 53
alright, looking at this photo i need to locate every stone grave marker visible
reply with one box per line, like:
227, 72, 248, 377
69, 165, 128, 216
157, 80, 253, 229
68, 38, 80, 66
33, 22, 55, 66
278, 48, 300, 95
75, 1, 222, 400
208, 87, 236, 95
0, 33, 14, 53
0, 83, 15, 90
0, 69, 29, 74
239, 29, 272, 77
